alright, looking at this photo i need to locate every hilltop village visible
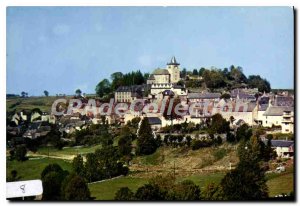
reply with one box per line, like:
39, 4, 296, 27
7, 57, 294, 200
8, 57, 294, 135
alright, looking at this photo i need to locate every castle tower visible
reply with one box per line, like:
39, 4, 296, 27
166, 56, 180, 83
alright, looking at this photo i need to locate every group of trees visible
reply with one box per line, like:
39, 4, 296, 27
41, 163, 91, 200
182, 65, 271, 92
95, 71, 149, 98
115, 175, 201, 200
21, 91, 29, 98
163, 134, 192, 147
72, 145, 129, 183
9, 145, 28, 161
66, 117, 113, 146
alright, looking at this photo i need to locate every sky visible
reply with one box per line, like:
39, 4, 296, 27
7, 7, 294, 96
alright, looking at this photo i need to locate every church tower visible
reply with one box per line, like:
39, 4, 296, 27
166, 56, 180, 83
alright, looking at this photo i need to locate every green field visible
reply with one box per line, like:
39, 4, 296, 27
266, 170, 294, 197
89, 172, 226, 200
6, 96, 59, 113
6, 156, 294, 200
34, 144, 102, 157
6, 158, 72, 181
89, 177, 149, 200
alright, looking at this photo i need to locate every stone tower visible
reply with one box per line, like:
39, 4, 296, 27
166, 56, 180, 83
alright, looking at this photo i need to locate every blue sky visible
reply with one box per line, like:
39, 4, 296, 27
7, 7, 294, 96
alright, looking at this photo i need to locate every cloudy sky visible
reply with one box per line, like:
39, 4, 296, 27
7, 7, 294, 96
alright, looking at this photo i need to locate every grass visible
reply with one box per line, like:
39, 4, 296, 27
266, 167, 294, 197
6, 158, 72, 181
212, 148, 227, 161
178, 173, 225, 189
34, 144, 102, 157
89, 172, 226, 200
6, 96, 60, 113
89, 177, 148, 200
89, 168, 294, 200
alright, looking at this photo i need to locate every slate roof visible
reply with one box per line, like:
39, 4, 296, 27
187, 92, 221, 99
152, 68, 170, 75
263, 106, 293, 116
264, 140, 294, 148
275, 96, 294, 107
258, 104, 269, 111
116, 85, 145, 93
237, 93, 256, 100
167, 56, 180, 66
147, 117, 162, 125
259, 96, 270, 104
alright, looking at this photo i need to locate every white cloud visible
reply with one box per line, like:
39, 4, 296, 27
53, 24, 70, 36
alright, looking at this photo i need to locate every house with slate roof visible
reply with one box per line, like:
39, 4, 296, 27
114, 85, 147, 103
147, 117, 162, 131
213, 101, 258, 126
262, 106, 293, 128
263, 140, 294, 158
187, 92, 221, 103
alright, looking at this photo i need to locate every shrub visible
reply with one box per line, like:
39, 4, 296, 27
115, 187, 135, 200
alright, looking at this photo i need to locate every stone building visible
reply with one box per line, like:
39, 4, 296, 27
147, 56, 181, 84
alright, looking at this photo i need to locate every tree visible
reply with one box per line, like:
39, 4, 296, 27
94, 145, 126, 178
21, 91, 26, 98
137, 118, 158, 155
44, 90, 49, 97
202, 183, 223, 200
186, 135, 192, 147
114, 187, 135, 200
7, 170, 21, 182
118, 135, 132, 157
72, 155, 85, 178
41, 164, 69, 200
235, 123, 252, 142
220, 159, 268, 200
95, 79, 111, 97
135, 184, 164, 200
180, 68, 187, 79
171, 180, 201, 200
210, 114, 230, 134
13, 145, 28, 161
199, 67, 206, 76
263, 135, 277, 161
42, 172, 65, 200
229, 65, 247, 83
75, 89, 82, 97
62, 174, 91, 200
192, 69, 199, 76
248, 75, 271, 93
85, 153, 101, 182
203, 69, 226, 89
221, 135, 269, 200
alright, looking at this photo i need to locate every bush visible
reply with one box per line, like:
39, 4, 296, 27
13, 145, 28, 161
115, 187, 134, 200
62, 174, 91, 200
213, 148, 227, 161
191, 139, 213, 150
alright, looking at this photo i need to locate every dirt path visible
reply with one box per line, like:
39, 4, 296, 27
28, 153, 75, 161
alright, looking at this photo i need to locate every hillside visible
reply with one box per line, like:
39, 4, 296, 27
130, 143, 239, 178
